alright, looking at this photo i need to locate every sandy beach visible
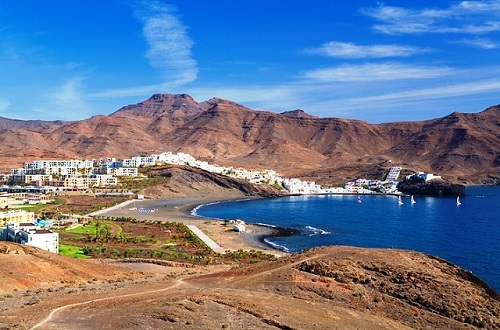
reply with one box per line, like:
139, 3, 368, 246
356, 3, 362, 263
98, 196, 287, 257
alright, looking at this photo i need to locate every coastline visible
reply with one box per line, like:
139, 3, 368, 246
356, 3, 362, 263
98, 195, 289, 257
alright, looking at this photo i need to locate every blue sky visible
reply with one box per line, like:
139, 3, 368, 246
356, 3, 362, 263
1, 1, 499, 123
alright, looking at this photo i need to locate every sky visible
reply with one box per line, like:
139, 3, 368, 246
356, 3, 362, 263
1, 0, 500, 123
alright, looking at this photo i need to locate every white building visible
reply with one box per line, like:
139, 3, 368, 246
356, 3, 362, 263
122, 156, 156, 167
282, 178, 322, 194
385, 166, 402, 181
4, 222, 59, 254
413, 172, 442, 182
109, 167, 138, 177
24, 159, 94, 170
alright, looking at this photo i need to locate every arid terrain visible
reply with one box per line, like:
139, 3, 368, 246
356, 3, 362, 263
0, 243, 498, 330
0, 94, 498, 184
1, 168, 499, 329
0, 95, 499, 329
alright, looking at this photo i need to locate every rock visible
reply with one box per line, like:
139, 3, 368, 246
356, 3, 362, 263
397, 177, 466, 196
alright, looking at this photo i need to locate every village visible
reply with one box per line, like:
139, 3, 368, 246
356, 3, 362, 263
0, 151, 440, 254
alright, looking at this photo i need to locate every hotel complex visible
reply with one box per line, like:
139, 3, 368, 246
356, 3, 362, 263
1, 151, 433, 254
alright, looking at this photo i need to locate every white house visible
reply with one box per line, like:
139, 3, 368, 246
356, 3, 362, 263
4, 222, 59, 254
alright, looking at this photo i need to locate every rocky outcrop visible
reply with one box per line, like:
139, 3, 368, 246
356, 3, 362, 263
397, 176, 466, 196
294, 246, 499, 329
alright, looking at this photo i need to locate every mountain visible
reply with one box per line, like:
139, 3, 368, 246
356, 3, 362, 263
0, 94, 498, 184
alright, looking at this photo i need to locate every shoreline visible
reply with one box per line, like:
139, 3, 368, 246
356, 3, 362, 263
97, 195, 289, 257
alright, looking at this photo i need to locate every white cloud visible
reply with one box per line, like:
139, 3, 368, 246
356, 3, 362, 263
89, 83, 169, 99
455, 37, 499, 49
133, 0, 198, 85
296, 77, 500, 122
186, 85, 300, 111
0, 98, 10, 114
343, 79, 500, 103
362, 1, 500, 35
301, 63, 453, 82
305, 42, 428, 58
32, 77, 93, 120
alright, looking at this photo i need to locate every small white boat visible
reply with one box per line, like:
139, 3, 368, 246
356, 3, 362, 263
411, 195, 416, 204
456, 196, 461, 205
357, 196, 362, 203
398, 195, 404, 205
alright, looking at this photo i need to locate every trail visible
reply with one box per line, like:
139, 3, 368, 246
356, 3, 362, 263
29, 278, 185, 330
224, 252, 327, 285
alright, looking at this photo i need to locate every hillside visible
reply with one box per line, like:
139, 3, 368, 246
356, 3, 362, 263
0, 94, 498, 184
0, 242, 142, 295
0, 244, 498, 329
139, 165, 283, 199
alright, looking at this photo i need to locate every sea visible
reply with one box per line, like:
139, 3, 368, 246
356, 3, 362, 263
193, 186, 500, 292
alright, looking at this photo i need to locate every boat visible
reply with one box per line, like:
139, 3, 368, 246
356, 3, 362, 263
411, 195, 416, 204
398, 195, 404, 205
456, 196, 461, 205
357, 196, 362, 203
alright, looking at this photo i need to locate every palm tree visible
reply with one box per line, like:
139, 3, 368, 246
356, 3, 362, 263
94, 220, 102, 241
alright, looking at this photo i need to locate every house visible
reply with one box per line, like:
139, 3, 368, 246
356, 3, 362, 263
3, 222, 59, 254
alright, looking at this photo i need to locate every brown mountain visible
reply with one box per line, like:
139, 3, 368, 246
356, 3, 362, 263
0, 94, 498, 184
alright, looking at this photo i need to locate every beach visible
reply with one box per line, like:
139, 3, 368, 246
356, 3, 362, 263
98, 196, 287, 257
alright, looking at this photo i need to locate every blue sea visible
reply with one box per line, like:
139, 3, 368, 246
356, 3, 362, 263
194, 186, 500, 292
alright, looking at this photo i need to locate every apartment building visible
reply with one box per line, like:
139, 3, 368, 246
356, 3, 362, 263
3, 222, 59, 254
0, 210, 36, 226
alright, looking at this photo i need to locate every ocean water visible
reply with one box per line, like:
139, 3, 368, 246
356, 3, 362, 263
194, 186, 500, 292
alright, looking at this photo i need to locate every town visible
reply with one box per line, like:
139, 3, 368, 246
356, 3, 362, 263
0, 151, 440, 254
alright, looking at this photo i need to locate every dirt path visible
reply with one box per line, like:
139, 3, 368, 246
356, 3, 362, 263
29, 278, 186, 330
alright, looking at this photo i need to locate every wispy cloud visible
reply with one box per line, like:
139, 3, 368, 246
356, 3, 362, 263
305, 41, 428, 58
89, 83, 168, 99
33, 77, 93, 120
294, 77, 500, 121
455, 37, 499, 49
301, 63, 453, 82
362, 1, 500, 34
187, 85, 299, 111
132, 0, 198, 85
0, 98, 10, 114
341, 79, 500, 103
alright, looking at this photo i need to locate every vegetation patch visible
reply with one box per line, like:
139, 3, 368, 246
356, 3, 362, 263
58, 217, 276, 265
58, 244, 90, 259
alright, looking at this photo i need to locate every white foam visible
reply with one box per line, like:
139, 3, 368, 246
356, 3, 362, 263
254, 222, 277, 228
305, 225, 330, 235
263, 238, 290, 253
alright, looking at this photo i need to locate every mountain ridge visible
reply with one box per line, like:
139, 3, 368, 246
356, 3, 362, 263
0, 94, 498, 184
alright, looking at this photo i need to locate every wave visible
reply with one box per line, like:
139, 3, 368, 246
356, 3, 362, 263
253, 222, 278, 228
304, 225, 330, 235
263, 238, 290, 253
190, 198, 255, 217
190, 201, 223, 217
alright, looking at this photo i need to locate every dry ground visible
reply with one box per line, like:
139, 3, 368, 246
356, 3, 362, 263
1, 244, 498, 330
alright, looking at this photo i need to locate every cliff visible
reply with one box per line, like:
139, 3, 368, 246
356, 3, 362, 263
397, 176, 466, 196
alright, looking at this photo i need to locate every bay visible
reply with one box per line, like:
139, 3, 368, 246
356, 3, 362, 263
195, 186, 500, 292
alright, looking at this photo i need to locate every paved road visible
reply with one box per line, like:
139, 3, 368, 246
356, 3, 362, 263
187, 225, 226, 254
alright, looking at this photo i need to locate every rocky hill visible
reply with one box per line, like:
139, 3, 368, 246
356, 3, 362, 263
0, 243, 498, 329
0, 94, 498, 184
139, 165, 283, 199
